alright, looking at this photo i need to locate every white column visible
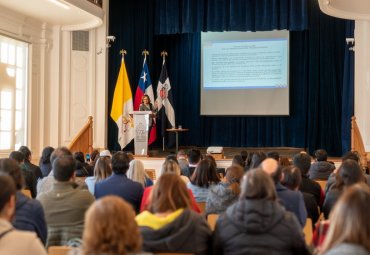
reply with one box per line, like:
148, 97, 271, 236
354, 20, 370, 151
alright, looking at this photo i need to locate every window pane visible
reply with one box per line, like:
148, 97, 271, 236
0, 132, 11, 150
16, 46, 23, 67
16, 90, 23, 110
0, 110, 11, 130
1, 91, 12, 109
15, 131, 23, 150
16, 68, 23, 89
15, 111, 22, 130
0, 42, 8, 63
6, 67, 15, 77
8, 44, 15, 65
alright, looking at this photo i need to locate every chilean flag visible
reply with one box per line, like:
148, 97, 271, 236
134, 56, 157, 145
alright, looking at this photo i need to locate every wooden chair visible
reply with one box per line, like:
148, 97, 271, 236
303, 218, 313, 245
315, 180, 327, 191
196, 202, 206, 214
48, 246, 77, 255
207, 214, 219, 231
145, 169, 156, 181
21, 189, 32, 198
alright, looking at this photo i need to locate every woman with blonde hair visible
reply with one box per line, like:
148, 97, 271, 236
136, 174, 211, 254
320, 183, 370, 255
127, 159, 153, 188
85, 156, 112, 195
140, 159, 200, 213
81, 196, 143, 255
161, 158, 190, 184
206, 165, 244, 215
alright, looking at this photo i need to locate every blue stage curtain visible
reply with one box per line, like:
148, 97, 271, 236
107, 0, 354, 156
341, 21, 355, 155
155, 0, 308, 34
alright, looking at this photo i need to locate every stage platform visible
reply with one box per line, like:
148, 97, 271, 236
133, 146, 342, 181
147, 146, 306, 159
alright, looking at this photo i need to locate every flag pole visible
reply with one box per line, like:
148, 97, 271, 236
160, 50, 168, 152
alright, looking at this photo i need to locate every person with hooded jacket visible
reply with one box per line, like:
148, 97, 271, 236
213, 168, 309, 255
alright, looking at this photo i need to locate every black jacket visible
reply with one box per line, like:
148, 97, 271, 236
213, 199, 309, 255
140, 209, 212, 255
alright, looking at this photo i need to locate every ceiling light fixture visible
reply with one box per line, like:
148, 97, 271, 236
48, 0, 70, 10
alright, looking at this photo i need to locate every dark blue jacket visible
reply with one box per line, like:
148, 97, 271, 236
94, 173, 143, 213
275, 183, 307, 227
12, 191, 47, 245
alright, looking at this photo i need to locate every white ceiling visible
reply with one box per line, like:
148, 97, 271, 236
0, 0, 104, 30
318, 0, 370, 20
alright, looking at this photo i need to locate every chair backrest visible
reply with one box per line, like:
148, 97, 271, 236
207, 214, 219, 231
21, 189, 32, 198
48, 246, 77, 255
315, 180, 327, 191
196, 202, 206, 214
145, 169, 156, 181
303, 218, 313, 245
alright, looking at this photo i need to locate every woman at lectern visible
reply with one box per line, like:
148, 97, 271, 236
139, 94, 157, 114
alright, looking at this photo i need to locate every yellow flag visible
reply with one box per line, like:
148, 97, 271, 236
110, 56, 134, 149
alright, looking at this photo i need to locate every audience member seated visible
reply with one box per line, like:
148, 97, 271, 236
244, 151, 254, 171
127, 159, 153, 188
81, 196, 145, 255
293, 152, 323, 206
206, 165, 244, 215
177, 150, 189, 177
85, 156, 112, 195
37, 147, 73, 195
0, 175, 47, 255
213, 169, 309, 255
0, 158, 47, 245
9, 151, 37, 198
248, 151, 267, 170
261, 158, 307, 226
95, 152, 143, 213
231, 155, 245, 168
187, 149, 202, 177
88, 149, 100, 169
136, 174, 212, 254
267, 151, 280, 161
320, 183, 370, 255
73, 151, 93, 177
37, 155, 95, 247
38, 146, 55, 177
309, 149, 335, 180
325, 151, 370, 194
187, 159, 220, 202
19, 145, 43, 181
140, 159, 200, 213
281, 165, 319, 226
280, 157, 291, 166
323, 159, 365, 219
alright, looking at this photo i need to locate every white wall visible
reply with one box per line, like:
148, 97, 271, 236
0, 2, 108, 158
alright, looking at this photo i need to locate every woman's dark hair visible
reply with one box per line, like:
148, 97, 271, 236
232, 155, 245, 168
191, 159, 220, 187
0, 175, 16, 212
39, 146, 55, 165
0, 158, 24, 190
249, 152, 267, 169
281, 166, 302, 190
335, 159, 365, 190
225, 165, 244, 196
73, 151, 85, 164
204, 154, 217, 169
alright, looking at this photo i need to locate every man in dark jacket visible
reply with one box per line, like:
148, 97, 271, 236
309, 149, 335, 180
95, 151, 143, 213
